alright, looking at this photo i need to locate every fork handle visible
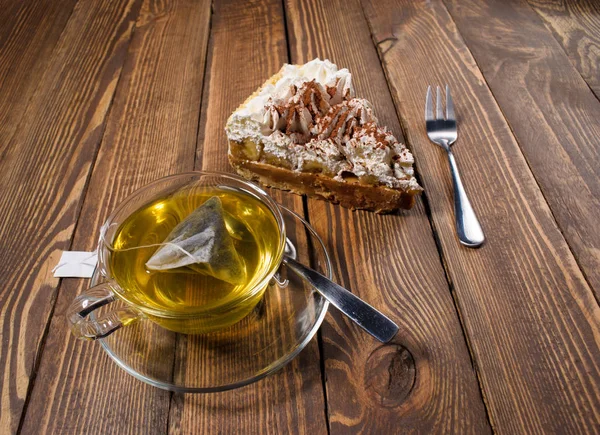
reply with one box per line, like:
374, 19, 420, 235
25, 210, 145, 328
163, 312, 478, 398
447, 151, 485, 247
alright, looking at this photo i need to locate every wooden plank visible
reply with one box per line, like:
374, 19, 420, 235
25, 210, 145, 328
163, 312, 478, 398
361, 0, 600, 431
166, 1, 328, 433
0, 0, 143, 432
443, 0, 600, 298
284, 0, 491, 432
0, 0, 78, 147
18, 0, 211, 433
527, 0, 600, 99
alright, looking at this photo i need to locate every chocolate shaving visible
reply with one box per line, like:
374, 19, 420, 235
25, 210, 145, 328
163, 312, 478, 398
265, 80, 397, 156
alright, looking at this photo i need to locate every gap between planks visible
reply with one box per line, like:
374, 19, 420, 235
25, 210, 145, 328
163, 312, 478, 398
9, 2, 79, 429
164, 1, 215, 432
168, 0, 322, 433
0, 1, 79, 155
527, 0, 600, 105
279, 0, 332, 432
361, 0, 600, 431
14, 3, 143, 433
521, 0, 600, 301
355, 0, 497, 430
192, 0, 215, 171
440, 0, 600, 308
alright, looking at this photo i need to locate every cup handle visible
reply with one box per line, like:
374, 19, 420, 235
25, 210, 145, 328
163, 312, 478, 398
67, 281, 143, 340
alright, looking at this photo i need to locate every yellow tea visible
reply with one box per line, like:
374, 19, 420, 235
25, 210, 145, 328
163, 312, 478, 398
108, 186, 281, 333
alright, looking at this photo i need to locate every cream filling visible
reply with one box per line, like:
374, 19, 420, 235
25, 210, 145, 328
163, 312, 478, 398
260, 130, 418, 190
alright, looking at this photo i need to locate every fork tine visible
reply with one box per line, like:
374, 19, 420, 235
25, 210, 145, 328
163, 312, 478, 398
446, 85, 455, 121
425, 86, 433, 121
436, 86, 443, 120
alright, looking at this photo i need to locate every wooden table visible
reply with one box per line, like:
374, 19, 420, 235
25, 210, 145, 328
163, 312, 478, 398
1, 0, 599, 433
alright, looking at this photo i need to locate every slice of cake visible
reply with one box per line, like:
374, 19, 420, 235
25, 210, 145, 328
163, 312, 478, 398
225, 58, 422, 213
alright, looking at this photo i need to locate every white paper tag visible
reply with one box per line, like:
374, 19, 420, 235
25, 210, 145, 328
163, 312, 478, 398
53, 251, 98, 278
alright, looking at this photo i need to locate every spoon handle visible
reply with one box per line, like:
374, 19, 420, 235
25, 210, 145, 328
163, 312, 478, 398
283, 256, 399, 343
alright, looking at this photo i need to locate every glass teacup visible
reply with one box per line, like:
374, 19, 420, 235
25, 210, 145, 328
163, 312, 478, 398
67, 172, 286, 338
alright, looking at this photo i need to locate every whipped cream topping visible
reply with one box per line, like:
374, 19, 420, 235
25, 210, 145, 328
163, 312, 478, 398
226, 58, 420, 191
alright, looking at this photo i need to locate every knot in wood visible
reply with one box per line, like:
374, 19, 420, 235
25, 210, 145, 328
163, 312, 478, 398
364, 344, 416, 408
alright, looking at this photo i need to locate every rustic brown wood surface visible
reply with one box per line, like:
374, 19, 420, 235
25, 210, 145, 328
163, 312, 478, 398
20, 0, 211, 433
284, 0, 490, 433
0, 0, 78, 146
528, 0, 600, 99
444, 0, 600, 296
361, 0, 600, 432
0, 0, 142, 431
168, 0, 327, 433
1, 0, 599, 433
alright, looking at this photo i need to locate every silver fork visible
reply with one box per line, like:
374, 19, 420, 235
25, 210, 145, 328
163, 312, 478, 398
426, 85, 485, 248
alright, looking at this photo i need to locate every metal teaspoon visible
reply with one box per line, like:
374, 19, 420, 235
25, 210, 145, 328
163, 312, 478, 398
283, 251, 399, 343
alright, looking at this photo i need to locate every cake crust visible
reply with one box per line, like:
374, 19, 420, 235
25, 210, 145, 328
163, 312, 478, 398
229, 146, 418, 213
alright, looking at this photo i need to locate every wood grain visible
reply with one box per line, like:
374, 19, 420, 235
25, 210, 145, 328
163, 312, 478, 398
0, 0, 78, 147
168, 0, 328, 433
443, 0, 600, 299
362, 0, 600, 431
19, 0, 211, 433
2, 0, 598, 432
0, 0, 143, 431
528, 0, 600, 99
285, 0, 491, 432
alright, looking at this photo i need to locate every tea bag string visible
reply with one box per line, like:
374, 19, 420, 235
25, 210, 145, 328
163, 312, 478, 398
108, 242, 199, 264
52, 243, 199, 274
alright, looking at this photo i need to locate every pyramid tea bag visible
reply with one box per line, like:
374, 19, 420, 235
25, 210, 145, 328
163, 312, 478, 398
146, 196, 247, 285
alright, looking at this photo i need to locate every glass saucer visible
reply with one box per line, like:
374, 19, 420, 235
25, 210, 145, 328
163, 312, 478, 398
90, 204, 330, 392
